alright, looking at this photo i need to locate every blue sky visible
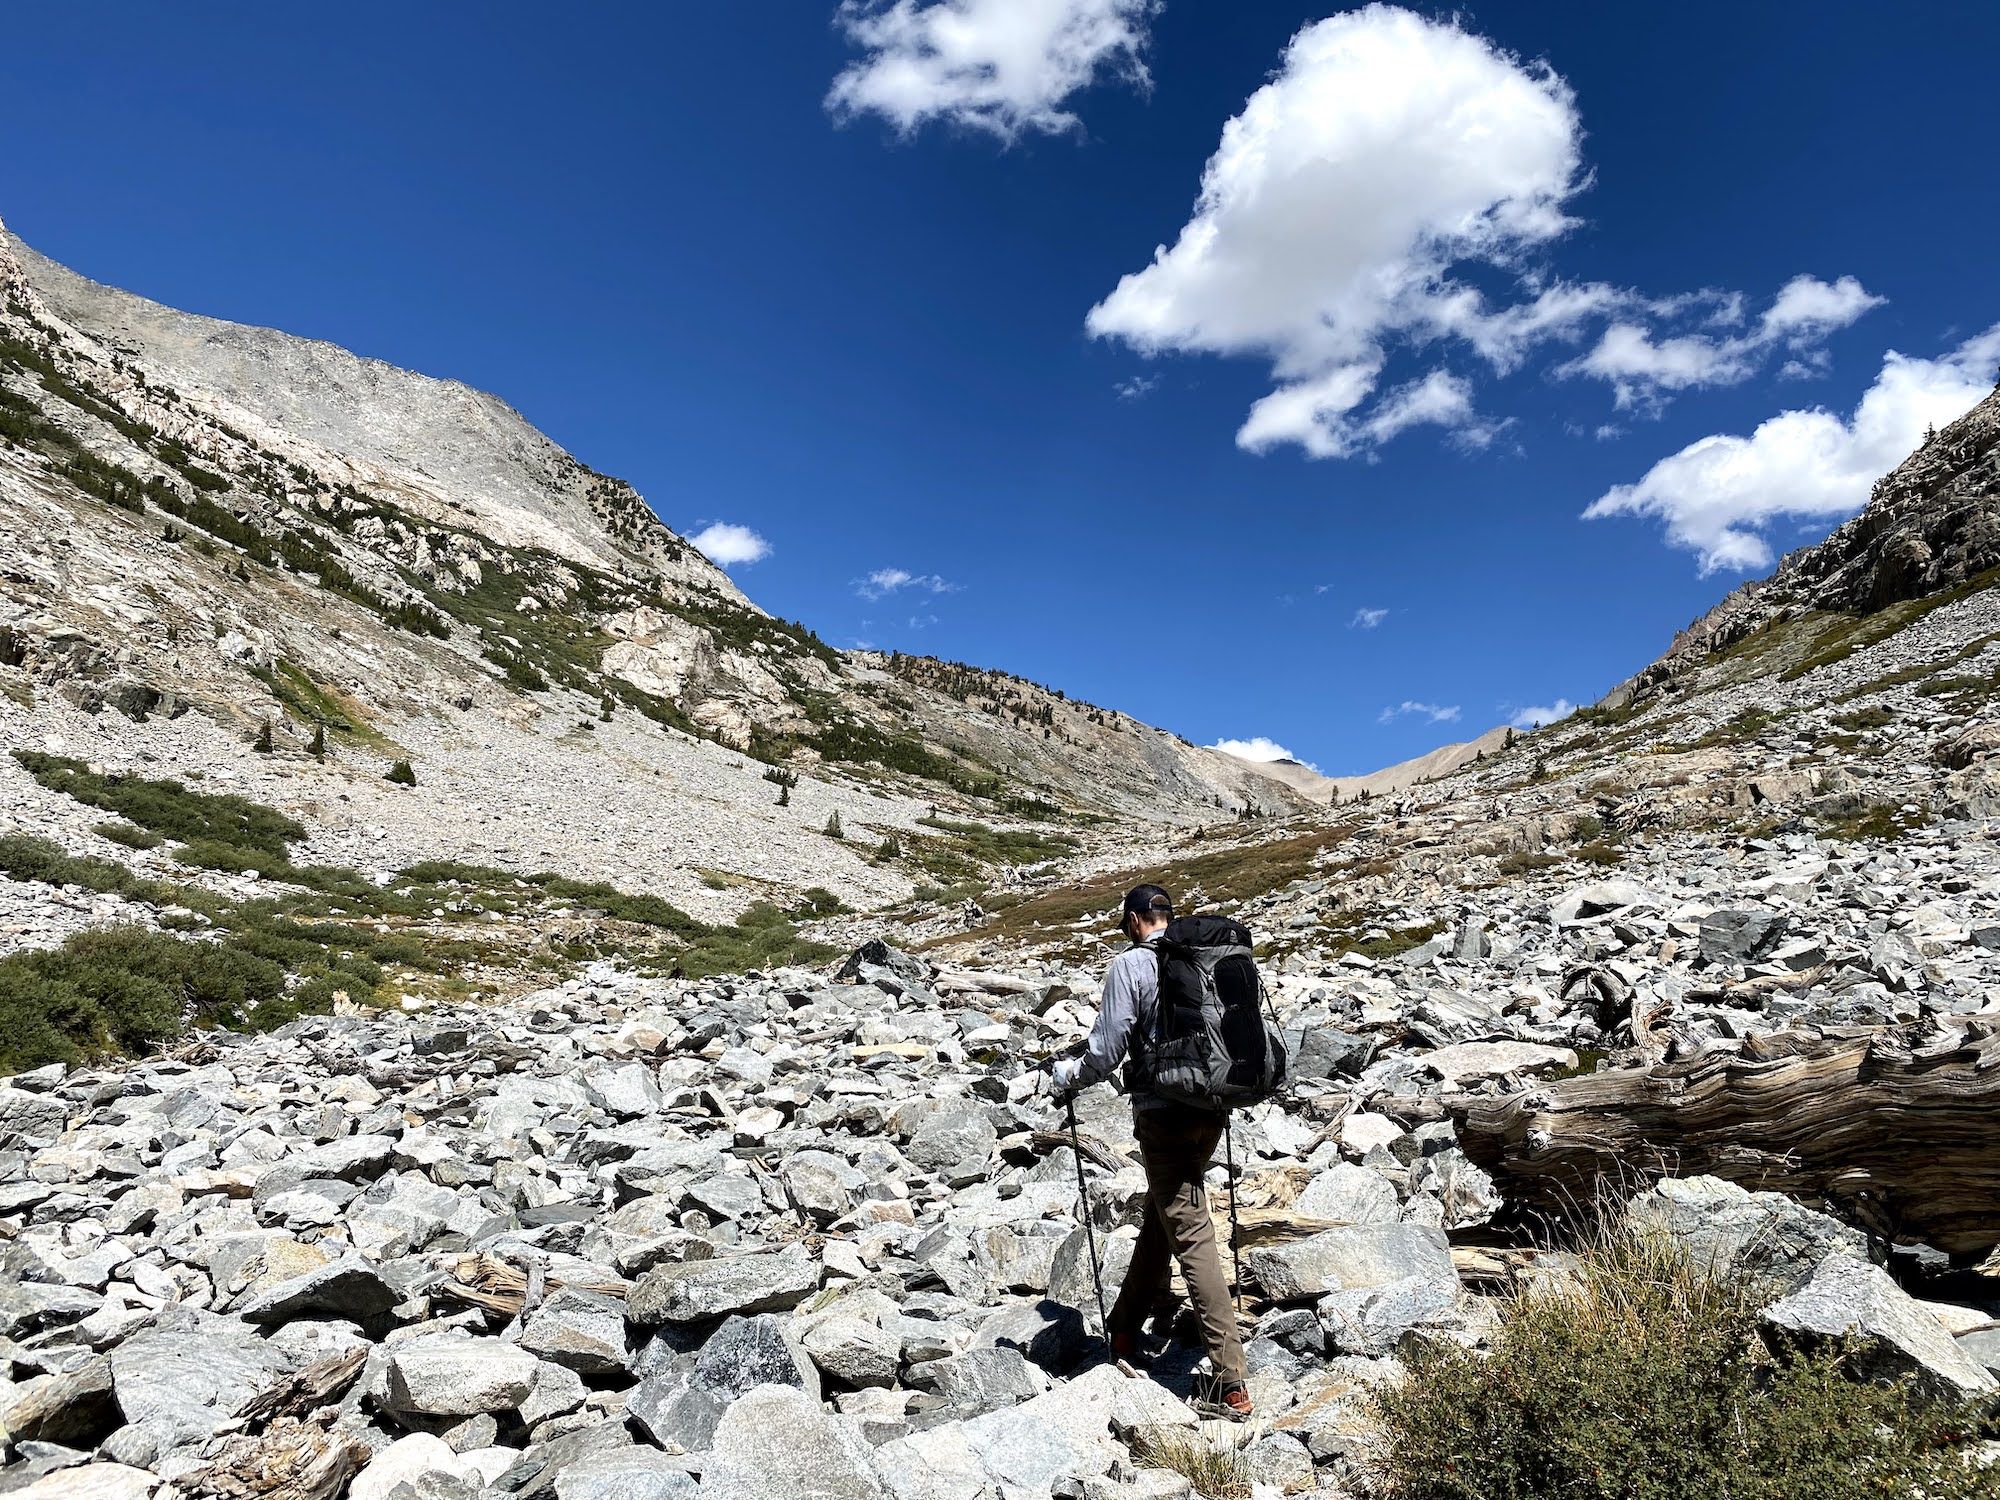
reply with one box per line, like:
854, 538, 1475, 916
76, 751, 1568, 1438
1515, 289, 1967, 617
3, 2, 1997, 775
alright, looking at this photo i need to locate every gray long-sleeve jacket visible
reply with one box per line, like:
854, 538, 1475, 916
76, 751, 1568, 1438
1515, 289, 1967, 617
1070, 935, 1169, 1110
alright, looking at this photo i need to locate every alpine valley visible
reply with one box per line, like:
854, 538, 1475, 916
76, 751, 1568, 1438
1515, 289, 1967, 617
6, 216, 2000, 1499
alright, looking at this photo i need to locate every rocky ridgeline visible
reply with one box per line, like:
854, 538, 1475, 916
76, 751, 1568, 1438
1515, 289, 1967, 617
1611, 383, 2000, 707
8, 839, 2000, 1500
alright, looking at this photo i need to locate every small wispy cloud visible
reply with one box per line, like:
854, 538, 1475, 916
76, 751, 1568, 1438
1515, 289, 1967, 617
1350, 606, 1389, 630
1508, 698, 1577, 729
1115, 373, 1161, 400
1211, 735, 1316, 771
1379, 700, 1461, 725
855, 567, 959, 602
827, 0, 1160, 143
689, 521, 772, 567
907, 613, 939, 630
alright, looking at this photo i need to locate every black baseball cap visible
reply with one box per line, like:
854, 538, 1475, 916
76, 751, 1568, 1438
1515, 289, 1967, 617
1115, 884, 1173, 929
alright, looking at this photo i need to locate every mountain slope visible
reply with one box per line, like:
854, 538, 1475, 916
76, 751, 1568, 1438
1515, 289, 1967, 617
1607, 386, 2000, 710
0, 215, 1316, 934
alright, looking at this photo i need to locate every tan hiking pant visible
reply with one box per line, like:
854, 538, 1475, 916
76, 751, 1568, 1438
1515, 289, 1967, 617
1107, 1105, 1247, 1384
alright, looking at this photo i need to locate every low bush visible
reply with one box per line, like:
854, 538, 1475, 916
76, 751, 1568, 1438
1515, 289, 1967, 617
0, 834, 171, 902
95, 820, 163, 851
0, 925, 281, 1071
528, 874, 705, 938
15, 751, 304, 860
1370, 1230, 2000, 1500
671, 899, 838, 979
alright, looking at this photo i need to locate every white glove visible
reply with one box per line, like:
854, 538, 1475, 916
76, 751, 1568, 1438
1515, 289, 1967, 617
1049, 1058, 1084, 1096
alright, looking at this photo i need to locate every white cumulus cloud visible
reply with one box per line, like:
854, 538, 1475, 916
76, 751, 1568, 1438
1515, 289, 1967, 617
690, 522, 772, 567
1559, 275, 1884, 410
1509, 699, 1577, 729
1585, 323, 2000, 574
1084, 9, 1886, 459
1350, 607, 1389, 629
1379, 701, 1462, 724
1086, 6, 1583, 458
856, 567, 959, 601
1211, 736, 1314, 770
828, 0, 1158, 141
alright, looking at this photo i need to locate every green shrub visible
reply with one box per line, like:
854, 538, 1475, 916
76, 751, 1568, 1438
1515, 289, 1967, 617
385, 760, 417, 786
913, 814, 1079, 866
527, 874, 706, 938
0, 925, 282, 1071
14, 751, 304, 859
823, 810, 845, 840
173, 839, 280, 876
1831, 705, 1895, 732
670, 900, 838, 979
794, 886, 847, 918
95, 820, 164, 851
1370, 1231, 2000, 1500
1498, 849, 1565, 875
0, 833, 171, 901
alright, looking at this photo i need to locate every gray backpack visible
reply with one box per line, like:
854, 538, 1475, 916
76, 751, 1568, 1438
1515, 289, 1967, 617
1124, 913, 1288, 1111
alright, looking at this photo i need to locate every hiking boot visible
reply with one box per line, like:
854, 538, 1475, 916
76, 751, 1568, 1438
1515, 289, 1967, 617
1192, 1375, 1253, 1420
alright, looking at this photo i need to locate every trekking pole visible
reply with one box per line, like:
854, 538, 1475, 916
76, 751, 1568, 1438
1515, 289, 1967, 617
1223, 1118, 1245, 1321
1064, 1092, 1112, 1339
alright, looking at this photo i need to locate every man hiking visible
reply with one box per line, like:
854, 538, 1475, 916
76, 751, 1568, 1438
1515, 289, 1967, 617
1046, 883, 1258, 1418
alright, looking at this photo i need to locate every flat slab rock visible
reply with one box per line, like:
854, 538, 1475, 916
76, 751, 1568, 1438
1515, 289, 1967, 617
1243, 1224, 1455, 1302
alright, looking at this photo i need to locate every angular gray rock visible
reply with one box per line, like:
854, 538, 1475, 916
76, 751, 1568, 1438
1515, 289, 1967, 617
1699, 908, 1789, 964
552, 1449, 698, 1500
381, 1335, 541, 1417
691, 1315, 820, 1400
1292, 1164, 1399, 1225
626, 1245, 818, 1325
692, 1385, 887, 1500
520, 1288, 634, 1376
1622, 1175, 1868, 1294
1243, 1224, 1455, 1302
1761, 1253, 1996, 1400
234, 1255, 398, 1325
905, 1108, 996, 1176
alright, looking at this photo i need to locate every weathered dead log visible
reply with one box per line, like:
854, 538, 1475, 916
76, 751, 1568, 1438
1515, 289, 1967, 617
1560, 963, 1672, 1065
185, 1416, 366, 1500
435, 1253, 631, 1319
1022, 1128, 1130, 1173
233, 1348, 368, 1428
1450, 1022, 2000, 1256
